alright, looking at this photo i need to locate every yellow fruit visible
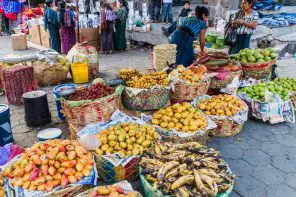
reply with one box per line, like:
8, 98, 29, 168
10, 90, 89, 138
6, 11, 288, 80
167, 122, 175, 129
151, 119, 160, 125
160, 122, 168, 128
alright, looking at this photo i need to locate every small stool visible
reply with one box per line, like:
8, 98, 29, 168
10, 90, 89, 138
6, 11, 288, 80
2, 64, 38, 105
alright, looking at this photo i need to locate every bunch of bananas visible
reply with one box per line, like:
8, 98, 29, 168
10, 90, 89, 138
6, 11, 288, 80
126, 71, 169, 88
140, 140, 235, 197
119, 68, 142, 81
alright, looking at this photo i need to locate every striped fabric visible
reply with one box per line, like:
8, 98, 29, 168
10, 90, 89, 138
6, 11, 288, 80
236, 10, 259, 35
179, 16, 207, 37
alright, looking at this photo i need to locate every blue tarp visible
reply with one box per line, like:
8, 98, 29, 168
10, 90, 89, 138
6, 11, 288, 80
258, 12, 296, 28
254, 0, 283, 11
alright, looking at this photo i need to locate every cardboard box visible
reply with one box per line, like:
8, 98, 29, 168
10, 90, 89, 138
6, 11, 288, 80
11, 34, 27, 50
29, 24, 42, 46
40, 26, 51, 48
76, 28, 100, 49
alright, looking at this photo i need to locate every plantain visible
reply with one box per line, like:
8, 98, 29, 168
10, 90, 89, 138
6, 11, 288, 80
193, 169, 208, 196
200, 174, 217, 196
171, 175, 194, 190
197, 169, 220, 179
157, 161, 179, 183
178, 186, 190, 197
161, 151, 187, 161
141, 158, 164, 167
146, 174, 158, 183
165, 168, 179, 178
152, 182, 158, 191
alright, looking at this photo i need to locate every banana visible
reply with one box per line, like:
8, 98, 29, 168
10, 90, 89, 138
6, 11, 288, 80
175, 142, 202, 149
178, 186, 190, 197
171, 175, 194, 190
146, 174, 158, 183
200, 174, 217, 195
152, 182, 158, 191
165, 168, 179, 178
157, 161, 179, 183
162, 151, 187, 161
193, 170, 208, 196
141, 158, 164, 167
197, 169, 220, 179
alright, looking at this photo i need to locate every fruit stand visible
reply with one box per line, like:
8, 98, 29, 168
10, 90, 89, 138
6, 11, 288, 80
0, 41, 296, 197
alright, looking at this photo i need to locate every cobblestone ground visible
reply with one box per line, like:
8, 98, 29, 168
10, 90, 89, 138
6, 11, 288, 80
1, 36, 296, 196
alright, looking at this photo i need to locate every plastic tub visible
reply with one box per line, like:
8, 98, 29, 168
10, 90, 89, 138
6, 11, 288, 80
37, 128, 62, 141
71, 62, 89, 84
0, 104, 13, 146
53, 84, 77, 120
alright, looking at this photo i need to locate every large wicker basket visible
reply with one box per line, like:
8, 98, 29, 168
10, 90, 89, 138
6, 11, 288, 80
210, 70, 242, 90
152, 44, 176, 71
242, 62, 272, 80
33, 61, 68, 86
209, 117, 245, 137
94, 154, 140, 183
170, 78, 211, 102
122, 86, 170, 111
62, 86, 123, 126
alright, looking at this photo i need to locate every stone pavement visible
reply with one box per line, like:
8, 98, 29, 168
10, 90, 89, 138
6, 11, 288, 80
1, 36, 296, 196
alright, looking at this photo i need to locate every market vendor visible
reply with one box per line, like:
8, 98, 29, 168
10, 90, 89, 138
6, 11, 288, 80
114, 0, 128, 52
229, 0, 259, 54
170, 6, 209, 67
44, 0, 61, 53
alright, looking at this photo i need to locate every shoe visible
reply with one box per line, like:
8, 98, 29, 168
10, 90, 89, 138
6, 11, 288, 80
161, 26, 170, 37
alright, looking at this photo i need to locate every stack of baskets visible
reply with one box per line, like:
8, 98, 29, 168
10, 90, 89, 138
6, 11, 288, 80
152, 44, 176, 71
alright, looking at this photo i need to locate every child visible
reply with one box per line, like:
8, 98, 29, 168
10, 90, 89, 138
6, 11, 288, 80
162, 1, 191, 36
162, 0, 173, 24
101, 3, 116, 54
58, 0, 76, 54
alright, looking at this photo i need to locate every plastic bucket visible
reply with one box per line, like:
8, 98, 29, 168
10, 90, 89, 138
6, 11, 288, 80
53, 84, 77, 121
0, 104, 13, 146
23, 91, 51, 127
71, 62, 89, 84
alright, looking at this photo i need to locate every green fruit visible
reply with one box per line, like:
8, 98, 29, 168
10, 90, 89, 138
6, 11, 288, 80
270, 53, 277, 59
247, 56, 256, 63
257, 59, 265, 63
264, 56, 272, 62
240, 51, 246, 56
263, 50, 270, 57
267, 47, 275, 53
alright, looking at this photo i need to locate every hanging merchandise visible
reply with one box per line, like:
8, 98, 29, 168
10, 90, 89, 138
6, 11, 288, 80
126, 1, 151, 32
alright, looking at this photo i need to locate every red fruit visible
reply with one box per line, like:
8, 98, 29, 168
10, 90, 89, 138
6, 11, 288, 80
45, 180, 54, 192
64, 168, 75, 176
41, 165, 49, 175
61, 175, 69, 187
29, 168, 40, 181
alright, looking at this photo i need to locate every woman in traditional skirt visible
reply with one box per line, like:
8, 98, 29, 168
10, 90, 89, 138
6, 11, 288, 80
58, 0, 76, 54
101, 3, 117, 54
169, 6, 209, 67
44, 0, 61, 53
114, 0, 128, 51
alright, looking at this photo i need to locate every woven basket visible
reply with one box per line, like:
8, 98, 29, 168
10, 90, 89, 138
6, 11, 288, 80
122, 86, 170, 111
140, 164, 234, 197
152, 44, 176, 71
209, 117, 244, 137
171, 78, 211, 101
68, 121, 85, 139
210, 70, 242, 90
242, 62, 272, 80
47, 185, 92, 197
33, 61, 68, 86
62, 86, 123, 126
94, 154, 140, 183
